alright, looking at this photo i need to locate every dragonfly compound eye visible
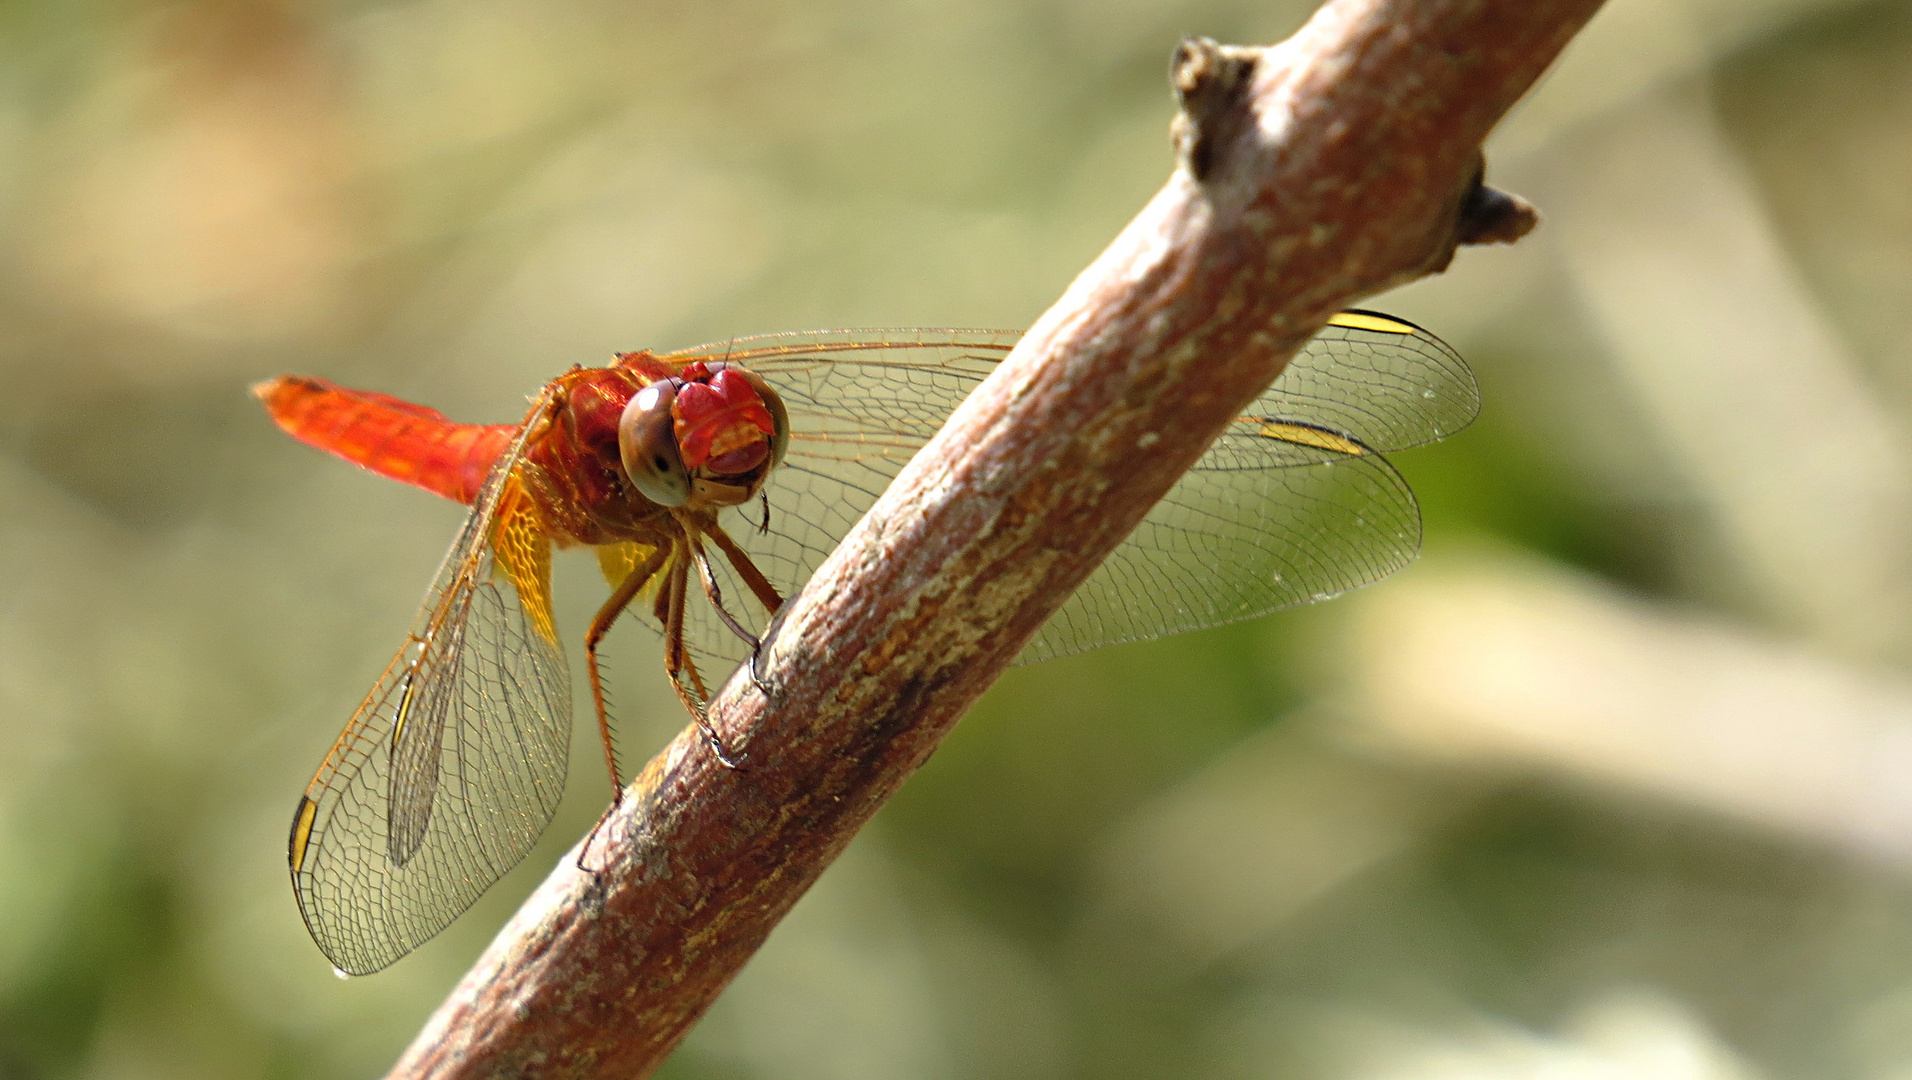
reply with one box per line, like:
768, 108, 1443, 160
669, 368, 785, 479
618, 381, 692, 507
733, 368, 789, 470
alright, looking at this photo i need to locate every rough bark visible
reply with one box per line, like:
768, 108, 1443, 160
388, 0, 1591, 1075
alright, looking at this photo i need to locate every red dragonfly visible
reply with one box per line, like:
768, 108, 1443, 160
257, 311, 1475, 975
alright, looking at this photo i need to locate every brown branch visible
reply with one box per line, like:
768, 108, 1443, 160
387, 0, 1593, 1075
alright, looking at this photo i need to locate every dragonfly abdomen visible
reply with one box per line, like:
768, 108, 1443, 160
255, 375, 515, 505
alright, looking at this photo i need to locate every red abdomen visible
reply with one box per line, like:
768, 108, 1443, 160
255, 376, 515, 505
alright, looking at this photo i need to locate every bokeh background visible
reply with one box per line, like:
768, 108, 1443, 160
0, 0, 1909, 1076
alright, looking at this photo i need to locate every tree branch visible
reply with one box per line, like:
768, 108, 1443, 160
387, 0, 1592, 1075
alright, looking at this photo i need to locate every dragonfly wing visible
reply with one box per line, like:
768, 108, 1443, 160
1260, 310, 1478, 453
1018, 428, 1418, 663
1022, 313, 1471, 659
288, 399, 572, 976
659, 319, 1470, 670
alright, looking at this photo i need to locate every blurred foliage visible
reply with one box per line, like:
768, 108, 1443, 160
2, 0, 1912, 1078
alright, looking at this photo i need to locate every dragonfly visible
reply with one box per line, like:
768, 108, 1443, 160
256, 310, 1476, 975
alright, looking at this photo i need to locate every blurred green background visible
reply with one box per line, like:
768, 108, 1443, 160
2, 0, 1911, 1076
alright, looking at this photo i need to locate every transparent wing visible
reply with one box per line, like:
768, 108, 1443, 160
288, 397, 572, 976
657, 314, 1476, 670
1258, 310, 1478, 452
1026, 309, 1477, 661
1020, 428, 1415, 662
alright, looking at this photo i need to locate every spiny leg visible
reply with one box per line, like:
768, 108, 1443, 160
703, 519, 784, 616
652, 555, 676, 624
702, 519, 786, 697
584, 542, 671, 804
573, 542, 672, 874
661, 551, 745, 768
687, 533, 759, 653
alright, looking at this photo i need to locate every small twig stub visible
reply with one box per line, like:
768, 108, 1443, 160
1171, 36, 1262, 182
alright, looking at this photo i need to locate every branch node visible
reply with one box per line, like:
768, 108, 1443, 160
1417, 153, 1541, 273
1456, 172, 1539, 246
1170, 36, 1259, 182
1452, 153, 1538, 248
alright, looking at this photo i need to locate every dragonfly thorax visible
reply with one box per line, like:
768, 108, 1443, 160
512, 361, 787, 547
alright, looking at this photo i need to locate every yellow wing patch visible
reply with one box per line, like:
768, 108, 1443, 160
1255, 420, 1370, 457
1326, 311, 1417, 335
288, 796, 317, 874
596, 541, 664, 592
491, 481, 559, 648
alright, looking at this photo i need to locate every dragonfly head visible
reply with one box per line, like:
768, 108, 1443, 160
618, 363, 789, 509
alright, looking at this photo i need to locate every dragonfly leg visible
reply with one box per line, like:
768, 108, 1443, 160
585, 542, 672, 803
746, 605, 792, 701
662, 552, 748, 768
574, 800, 619, 880
702, 519, 784, 616
703, 519, 786, 699
687, 533, 760, 653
